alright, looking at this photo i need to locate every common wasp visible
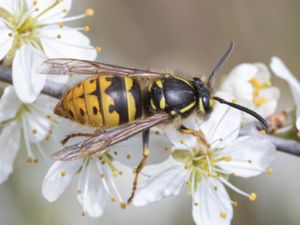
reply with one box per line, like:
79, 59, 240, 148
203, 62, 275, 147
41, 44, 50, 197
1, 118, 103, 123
38, 41, 268, 204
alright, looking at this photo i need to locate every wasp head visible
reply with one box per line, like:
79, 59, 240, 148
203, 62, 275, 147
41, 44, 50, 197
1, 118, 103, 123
192, 78, 214, 115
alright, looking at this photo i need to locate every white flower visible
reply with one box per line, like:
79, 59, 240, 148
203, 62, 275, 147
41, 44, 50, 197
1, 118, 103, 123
133, 95, 276, 225
270, 57, 300, 131
0, 86, 57, 184
0, 0, 98, 103
220, 63, 280, 123
42, 117, 172, 217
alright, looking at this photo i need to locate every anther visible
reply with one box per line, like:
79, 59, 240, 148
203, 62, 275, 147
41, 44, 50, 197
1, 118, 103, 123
194, 202, 199, 206
120, 202, 127, 209
59, 22, 64, 28
27, 157, 33, 164
155, 131, 160, 135
62, 8, 68, 13
57, 34, 62, 39
220, 212, 227, 219
260, 130, 266, 135
232, 201, 238, 207
126, 154, 131, 160
231, 98, 237, 104
266, 168, 273, 175
34, 159, 39, 164
112, 171, 119, 177
180, 139, 184, 144
33, 1, 38, 6
96, 46, 101, 53
76, 189, 82, 195
32, 129, 37, 134
83, 26, 90, 32
81, 212, 86, 217
8, 32, 13, 37
111, 197, 116, 202
60, 171, 66, 177
100, 173, 105, 178
46, 114, 52, 119
249, 193, 257, 202
86, 8, 95, 16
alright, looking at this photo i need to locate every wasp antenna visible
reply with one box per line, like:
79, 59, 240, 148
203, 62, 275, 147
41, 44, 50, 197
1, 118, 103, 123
213, 96, 269, 131
207, 41, 235, 88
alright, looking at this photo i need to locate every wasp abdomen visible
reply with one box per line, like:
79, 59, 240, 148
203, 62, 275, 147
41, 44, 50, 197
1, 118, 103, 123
56, 75, 142, 128
148, 77, 196, 117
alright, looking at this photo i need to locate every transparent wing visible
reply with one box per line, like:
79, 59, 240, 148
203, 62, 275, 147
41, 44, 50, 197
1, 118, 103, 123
52, 113, 171, 161
38, 58, 169, 79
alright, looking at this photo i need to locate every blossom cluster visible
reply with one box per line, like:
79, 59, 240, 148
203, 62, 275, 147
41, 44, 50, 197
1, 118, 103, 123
0, 1, 300, 225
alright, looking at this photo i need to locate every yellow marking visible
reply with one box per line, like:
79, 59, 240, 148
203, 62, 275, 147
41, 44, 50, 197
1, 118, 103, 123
198, 98, 205, 113
159, 96, 166, 109
99, 75, 120, 127
72, 83, 88, 124
155, 80, 163, 88
83, 77, 104, 127
124, 77, 136, 121
180, 101, 196, 114
150, 99, 156, 110
63, 89, 79, 122
254, 96, 268, 107
148, 83, 152, 92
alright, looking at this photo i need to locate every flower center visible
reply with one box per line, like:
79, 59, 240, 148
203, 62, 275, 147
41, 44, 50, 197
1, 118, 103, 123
249, 77, 271, 107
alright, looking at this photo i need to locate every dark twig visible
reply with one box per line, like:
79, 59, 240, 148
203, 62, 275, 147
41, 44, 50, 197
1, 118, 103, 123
0, 65, 300, 157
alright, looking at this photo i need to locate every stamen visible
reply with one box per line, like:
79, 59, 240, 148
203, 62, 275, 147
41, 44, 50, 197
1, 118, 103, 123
266, 168, 273, 174
219, 177, 252, 199
231, 200, 238, 207
60, 171, 66, 177
76, 189, 82, 195
220, 212, 227, 219
96, 46, 101, 53
86, 8, 95, 16
249, 193, 257, 201
83, 26, 90, 32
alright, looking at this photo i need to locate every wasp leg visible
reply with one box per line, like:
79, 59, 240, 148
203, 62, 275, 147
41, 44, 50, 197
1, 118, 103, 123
127, 129, 150, 205
61, 133, 97, 145
180, 127, 210, 147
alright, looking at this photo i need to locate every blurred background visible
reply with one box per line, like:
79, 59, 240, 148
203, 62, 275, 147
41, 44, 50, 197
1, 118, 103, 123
1, 0, 300, 225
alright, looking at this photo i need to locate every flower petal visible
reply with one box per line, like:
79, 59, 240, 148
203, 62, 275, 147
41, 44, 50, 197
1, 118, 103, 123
270, 56, 300, 130
0, 20, 13, 61
0, 86, 21, 122
254, 63, 271, 82
192, 178, 233, 225
12, 45, 47, 103
42, 160, 82, 201
77, 160, 108, 217
112, 127, 172, 167
217, 136, 276, 177
40, 27, 97, 60
0, 121, 21, 184
201, 92, 241, 148
133, 161, 188, 206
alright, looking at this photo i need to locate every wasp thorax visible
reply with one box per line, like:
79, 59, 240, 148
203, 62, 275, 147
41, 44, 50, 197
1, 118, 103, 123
192, 78, 212, 114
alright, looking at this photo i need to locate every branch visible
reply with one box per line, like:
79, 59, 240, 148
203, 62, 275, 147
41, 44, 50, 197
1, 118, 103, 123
1, 64, 300, 157
0, 65, 65, 99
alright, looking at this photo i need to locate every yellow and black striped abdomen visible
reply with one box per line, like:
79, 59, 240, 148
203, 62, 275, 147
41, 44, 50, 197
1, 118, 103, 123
55, 75, 142, 128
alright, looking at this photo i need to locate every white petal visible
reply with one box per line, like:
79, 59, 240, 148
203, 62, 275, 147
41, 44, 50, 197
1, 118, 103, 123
192, 178, 233, 225
217, 136, 276, 177
12, 45, 47, 103
0, 86, 21, 122
77, 160, 108, 217
35, 0, 72, 22
201, 92, 241, 148
254, 63, 271, 82
133, 162, 188, 206
42, 160, 82, 201
23, 109, 52, 142
40, 27, 96, 60
0, 121, 21, 184
112, 127, 172, 167
270, 57, 300, 130
0, 20, 13, 60
0, 0, 14, 12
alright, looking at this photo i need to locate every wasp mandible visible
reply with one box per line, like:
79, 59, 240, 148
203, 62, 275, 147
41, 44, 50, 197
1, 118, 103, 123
38, 41, 268, 204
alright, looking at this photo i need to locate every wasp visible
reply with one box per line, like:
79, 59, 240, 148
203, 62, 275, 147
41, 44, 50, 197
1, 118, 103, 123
38, 41, 268, 204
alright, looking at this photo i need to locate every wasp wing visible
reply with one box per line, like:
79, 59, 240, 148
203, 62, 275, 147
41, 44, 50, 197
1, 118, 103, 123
37, 58, 168, 79
52, 113, 170, 161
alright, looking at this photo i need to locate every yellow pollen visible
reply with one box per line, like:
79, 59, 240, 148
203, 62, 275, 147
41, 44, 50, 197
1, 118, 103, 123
59, 22, 64, 28
112, 171, 119, 177
231, 98, 237, 104
260, 130, 266, 135
83, 26, 90, 32
126, 154, 131, 160
111, 197, 116, 202
220, 212, 227, 219
120, 202, 127, 209
27, 157, 33, 164
62, 8, 68, 13
96, 46, 102, 53
86, 8, 95, 16
180, 139, 184, 144
249, 77, 261, 88
60, 171, 66, 177
57, 34, 62, 39
266, 168, 273, 175
254, 96, 268, 107
232, 201, 238, 207
249, 193, 257, 201
76, 189, 82, 195
32, 129, 37, 134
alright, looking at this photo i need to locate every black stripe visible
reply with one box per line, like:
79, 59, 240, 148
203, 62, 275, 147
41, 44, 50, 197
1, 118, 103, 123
129, 79, 142, 119
105, 76, 128, 124
90, 77, 104, 124
151, 82, 165, 110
